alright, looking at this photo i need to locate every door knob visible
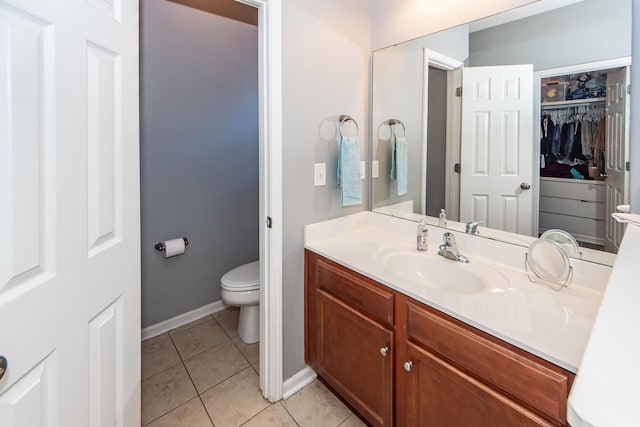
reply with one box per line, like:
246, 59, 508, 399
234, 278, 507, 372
403, 361, 414, 372
0, 356, 7, 380
520, 182, 531, 190
380, 346, 390, 357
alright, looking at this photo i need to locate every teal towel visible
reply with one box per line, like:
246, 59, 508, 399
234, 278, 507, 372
390, 135, 408, 196
337, 136, 362, 206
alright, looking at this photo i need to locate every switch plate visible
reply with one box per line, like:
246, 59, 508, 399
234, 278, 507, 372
372, 160, 379, 178
360, 161, 365, 180
314, 163, 326, 186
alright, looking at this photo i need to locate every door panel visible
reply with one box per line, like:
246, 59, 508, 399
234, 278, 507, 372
86, 41, 122, 255
604, 67, 629, 252
461, 65, 534, 235
0, 0, 140, 425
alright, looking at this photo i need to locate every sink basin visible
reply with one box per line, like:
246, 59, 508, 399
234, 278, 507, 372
381, 252, 485, 293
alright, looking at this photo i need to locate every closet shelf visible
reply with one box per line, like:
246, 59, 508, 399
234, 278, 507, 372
541, 97, 606, 109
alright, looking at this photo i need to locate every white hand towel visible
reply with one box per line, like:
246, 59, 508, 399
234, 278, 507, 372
612, 213, 640, 227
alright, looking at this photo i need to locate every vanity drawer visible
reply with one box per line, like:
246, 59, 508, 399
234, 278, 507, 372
405, 300, 573, 424
539, 178, 604, 202
539, 196, 605, 220
312, 254, 394, 326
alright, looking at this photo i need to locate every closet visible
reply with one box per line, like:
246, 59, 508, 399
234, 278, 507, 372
538, 66, 628, 251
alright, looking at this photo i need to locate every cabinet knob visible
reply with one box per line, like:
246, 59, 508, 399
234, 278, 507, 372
403, 361, 414, 372
0, 356, 7, 380
380, 346, 390, 357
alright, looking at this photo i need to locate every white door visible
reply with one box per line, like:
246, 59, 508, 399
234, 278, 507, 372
0, 1, 140, 426
604, 67, 630, 253
460, 65, 534, 235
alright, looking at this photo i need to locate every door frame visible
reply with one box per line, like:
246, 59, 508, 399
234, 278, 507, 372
235, 0, 283, 402
533, 57, 631, 238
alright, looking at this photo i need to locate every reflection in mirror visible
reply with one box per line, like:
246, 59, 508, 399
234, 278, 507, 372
370, 0, 631, 266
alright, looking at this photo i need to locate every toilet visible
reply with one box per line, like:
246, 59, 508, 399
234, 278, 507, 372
220, 261, 260, 344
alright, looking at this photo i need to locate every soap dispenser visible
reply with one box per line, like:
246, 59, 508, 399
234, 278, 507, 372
417, 219, 428, 251
438, 209, 447, 227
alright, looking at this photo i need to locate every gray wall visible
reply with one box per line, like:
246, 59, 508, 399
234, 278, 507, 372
469, 0, 632, 70
426, 67, 447, 217
371, 48, 424, 213
140, 0, 259, 327
281, 0, 371, 379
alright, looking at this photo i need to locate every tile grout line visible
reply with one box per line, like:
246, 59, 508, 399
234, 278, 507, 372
142, 310, 265, 427
169, 323, 218, 427
141, 331, 208, 426
279, 400, 302, 427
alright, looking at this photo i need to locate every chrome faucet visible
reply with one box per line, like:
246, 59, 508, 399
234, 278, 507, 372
438, 232, 469, 263
465, 220, 484, 235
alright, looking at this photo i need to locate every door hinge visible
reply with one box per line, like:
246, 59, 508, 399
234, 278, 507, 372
454, 163, 461, 173
266, 216, 272, 229
626, 161, 630, 171
456, 87, 462, 97
627, 84, 632, 94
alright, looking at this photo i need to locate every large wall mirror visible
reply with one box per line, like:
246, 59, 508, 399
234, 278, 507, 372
370, 0, 631, 265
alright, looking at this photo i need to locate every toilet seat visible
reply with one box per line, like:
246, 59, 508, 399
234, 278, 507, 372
221, 261, 259, 292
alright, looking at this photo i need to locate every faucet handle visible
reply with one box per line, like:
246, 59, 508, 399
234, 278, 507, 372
443, 232, 456, 246
465, 220, 484, 234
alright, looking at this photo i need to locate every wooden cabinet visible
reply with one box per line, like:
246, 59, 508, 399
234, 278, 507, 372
305, 251, 576, 427
396, 294, 573, 426
401, 342, 549, 426
305, 251, 394, 426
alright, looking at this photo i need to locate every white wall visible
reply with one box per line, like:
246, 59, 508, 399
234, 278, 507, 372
281, 0, 371, 379
371, 0, 539, 50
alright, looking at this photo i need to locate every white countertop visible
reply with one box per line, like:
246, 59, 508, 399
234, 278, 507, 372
567, 223, 640, 426
305, 212, 612, 373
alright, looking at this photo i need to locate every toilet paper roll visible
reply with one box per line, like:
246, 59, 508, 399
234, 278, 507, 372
164, 238, 186, 258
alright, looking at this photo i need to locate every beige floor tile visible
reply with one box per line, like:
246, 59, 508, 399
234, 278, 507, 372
142, 333, 182, 380
201, 367, 269, 426
171, 319, 230, 360
168, 315, 213, 337
146, 397, 213, 427
283, 380, 352, 427
213, 307, 240, 337
184, 341, 249, 393
232, 336, 259, 364
143, 332, 170, 348
339, 414, 367, 427
142, 363, 197, 425
243, 402, 298, 427
251, 361, 259, 376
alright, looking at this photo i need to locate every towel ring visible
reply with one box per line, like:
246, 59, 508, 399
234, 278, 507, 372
339, 115, 359, 138
388, 119, 406, 137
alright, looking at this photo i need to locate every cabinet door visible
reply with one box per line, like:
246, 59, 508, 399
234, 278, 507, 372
315, 290, 393, 426
401, 342, 552, 427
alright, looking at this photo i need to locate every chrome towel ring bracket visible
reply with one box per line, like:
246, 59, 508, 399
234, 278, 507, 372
388, 118, 406, 137
339, 114, 359, 139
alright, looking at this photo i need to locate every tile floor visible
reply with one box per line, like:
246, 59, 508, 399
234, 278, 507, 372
142, 308, 366, 426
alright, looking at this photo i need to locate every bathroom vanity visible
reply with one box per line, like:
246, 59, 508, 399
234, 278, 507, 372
304, 212, 610, 427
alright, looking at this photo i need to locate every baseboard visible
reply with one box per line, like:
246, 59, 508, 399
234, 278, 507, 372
282, 366, 317, 400
141, 300, 226, 341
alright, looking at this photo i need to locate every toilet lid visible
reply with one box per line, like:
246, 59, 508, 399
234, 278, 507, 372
221, 261, 260, 291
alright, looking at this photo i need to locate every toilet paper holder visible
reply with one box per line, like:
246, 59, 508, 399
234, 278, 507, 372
154, 237, 189, 252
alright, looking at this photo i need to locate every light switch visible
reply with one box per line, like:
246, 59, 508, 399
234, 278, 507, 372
360, 161, 366, 180
314, 163, 326, 186
372, 160, 379, 178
